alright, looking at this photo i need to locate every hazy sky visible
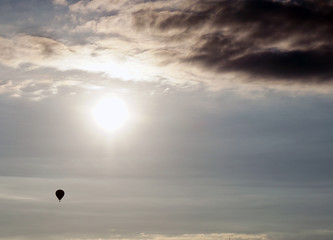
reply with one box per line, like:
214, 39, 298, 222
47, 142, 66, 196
1, 1, 333, 240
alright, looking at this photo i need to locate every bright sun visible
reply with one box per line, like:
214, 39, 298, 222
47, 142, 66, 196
92, 97, 129, 131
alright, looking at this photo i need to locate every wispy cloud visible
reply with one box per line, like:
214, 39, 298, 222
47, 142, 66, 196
52, 0, 68, 6
41, 233, 271, 240
0, 193, 40, 201
0, 35, 71, 68
131, 0, 333, 84
1, 0, 333, 97
0, 34, 159, 82
58, 0, 333, 91
133, 233, 270, 240
69, 0, 124, 13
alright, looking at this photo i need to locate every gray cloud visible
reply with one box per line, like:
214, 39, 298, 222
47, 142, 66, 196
3, 0, 333, 93
0, 35, 72, 68
132, 0, 333, 84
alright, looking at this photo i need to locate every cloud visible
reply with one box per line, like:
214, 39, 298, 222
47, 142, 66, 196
110, 233, 270, 240
0, 193, 40, 201
53, 0, 68, 6
69, 0, 124, 13
137, 233, 269, 240
72, 15, 124, 34
0, 34, 161, 83
3, 0, 333, 97
223, 48, 333, 81
0, 35, 71, 67
131, 0, 333, 84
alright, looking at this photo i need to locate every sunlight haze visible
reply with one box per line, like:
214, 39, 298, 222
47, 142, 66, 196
92, 97, 130, 131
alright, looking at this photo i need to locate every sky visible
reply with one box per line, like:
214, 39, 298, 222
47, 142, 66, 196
1, 0, 333, 240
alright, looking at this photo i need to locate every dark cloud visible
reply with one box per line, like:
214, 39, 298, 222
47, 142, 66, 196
223, 48, 333, 81
132, 0, 333, 83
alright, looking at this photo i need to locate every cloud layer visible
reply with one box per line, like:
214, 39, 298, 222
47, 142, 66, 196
1, 0, 333, 97
132, 0, 333, 83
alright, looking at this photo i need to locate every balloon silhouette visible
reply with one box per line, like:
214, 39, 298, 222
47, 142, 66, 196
55, 189, 65, 202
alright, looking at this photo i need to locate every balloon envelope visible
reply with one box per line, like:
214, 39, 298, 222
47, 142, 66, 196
55, 189, 65, 202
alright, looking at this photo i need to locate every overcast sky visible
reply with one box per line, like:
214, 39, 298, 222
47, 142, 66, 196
1, 1, 333, 240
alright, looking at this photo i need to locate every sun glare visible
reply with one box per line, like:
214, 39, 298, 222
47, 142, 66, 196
92, 97, 129, 131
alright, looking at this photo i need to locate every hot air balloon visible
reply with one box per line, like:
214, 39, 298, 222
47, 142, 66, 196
55, 189, 65, 202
